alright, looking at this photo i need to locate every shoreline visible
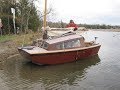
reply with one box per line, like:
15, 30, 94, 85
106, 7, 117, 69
0, 29, 120, 61
0, 40, 18, 62
90, 29, 120, 32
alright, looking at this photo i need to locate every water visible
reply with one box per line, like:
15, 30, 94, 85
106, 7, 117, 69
0, 31, 120, 90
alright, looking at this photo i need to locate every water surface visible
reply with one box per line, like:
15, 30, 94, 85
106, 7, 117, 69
0, 31, 120, 90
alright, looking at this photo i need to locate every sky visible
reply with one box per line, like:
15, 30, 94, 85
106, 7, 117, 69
36, 0, 120, 25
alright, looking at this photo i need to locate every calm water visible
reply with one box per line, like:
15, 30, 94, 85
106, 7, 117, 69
0, 31, 120, 90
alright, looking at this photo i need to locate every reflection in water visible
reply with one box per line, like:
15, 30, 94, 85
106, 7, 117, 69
1, 55, 100, 90
21, 55, 100, 82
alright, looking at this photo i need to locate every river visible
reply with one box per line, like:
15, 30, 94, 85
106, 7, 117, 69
0, 30, 120, 90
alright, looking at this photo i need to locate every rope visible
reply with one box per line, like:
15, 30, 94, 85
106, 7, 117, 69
22, 34, 26, 47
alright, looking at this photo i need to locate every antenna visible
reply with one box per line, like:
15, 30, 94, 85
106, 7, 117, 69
94, 37, 98, 44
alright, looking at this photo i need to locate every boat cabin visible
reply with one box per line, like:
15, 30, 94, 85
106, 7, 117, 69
40, 33, 85, 51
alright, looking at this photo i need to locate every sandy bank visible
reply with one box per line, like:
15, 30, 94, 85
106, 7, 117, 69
0, 40, 18, 62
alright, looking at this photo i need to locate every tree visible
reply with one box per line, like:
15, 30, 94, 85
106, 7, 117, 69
0, 0, 41, 34
0, 0, 17, 34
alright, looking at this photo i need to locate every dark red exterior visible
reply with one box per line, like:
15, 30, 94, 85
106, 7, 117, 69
18, 45, 101, 65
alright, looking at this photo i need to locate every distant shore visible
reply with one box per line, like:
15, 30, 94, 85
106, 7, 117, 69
90, 29, 120, 32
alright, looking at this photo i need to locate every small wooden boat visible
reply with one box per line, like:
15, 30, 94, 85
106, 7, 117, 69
18, 31, 101, 65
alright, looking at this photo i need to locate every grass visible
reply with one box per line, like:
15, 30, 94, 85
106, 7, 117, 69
0, 35, 15, 42
0, 32, 42, 46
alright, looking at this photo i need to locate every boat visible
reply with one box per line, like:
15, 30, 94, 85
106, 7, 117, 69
18, 0, 101, 65
18, 30, 101, 65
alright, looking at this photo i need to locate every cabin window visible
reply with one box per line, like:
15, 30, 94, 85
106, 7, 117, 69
56, 42, 64, 50
64, 39, 81, 49
56, 39, 81, 50
64, 40, 73, 49
72, 39, 80, 47
42, 42, 48, 49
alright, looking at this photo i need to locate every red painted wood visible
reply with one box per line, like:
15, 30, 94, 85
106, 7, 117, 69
29, 45, 101, 65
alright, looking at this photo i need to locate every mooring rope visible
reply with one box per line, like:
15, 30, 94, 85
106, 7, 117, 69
22, 34, 26, 47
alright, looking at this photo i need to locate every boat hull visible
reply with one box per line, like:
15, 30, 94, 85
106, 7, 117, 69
18, 45, 101, 65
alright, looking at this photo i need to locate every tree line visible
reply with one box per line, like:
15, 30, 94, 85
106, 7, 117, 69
78, 24, 120, 29
0, 0, 41, 35
48, 21, 120, 29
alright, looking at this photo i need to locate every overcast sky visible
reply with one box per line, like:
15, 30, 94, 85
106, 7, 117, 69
36, 0, 120, 25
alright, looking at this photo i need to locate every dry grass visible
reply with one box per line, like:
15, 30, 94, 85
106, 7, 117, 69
0, 32, 42, 47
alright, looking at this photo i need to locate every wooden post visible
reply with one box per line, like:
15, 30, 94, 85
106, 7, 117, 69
0, 19, 2, 36
43, 0, 47, 30
11, 8, 16, 35
42, 0, 48, 40
0, 27, 2, 36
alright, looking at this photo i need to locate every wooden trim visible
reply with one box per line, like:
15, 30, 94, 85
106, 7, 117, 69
30, 44, 101, 55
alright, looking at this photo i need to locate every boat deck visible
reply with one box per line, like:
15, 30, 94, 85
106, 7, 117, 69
20, 46, 48, 54
20, 44, 100, 55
